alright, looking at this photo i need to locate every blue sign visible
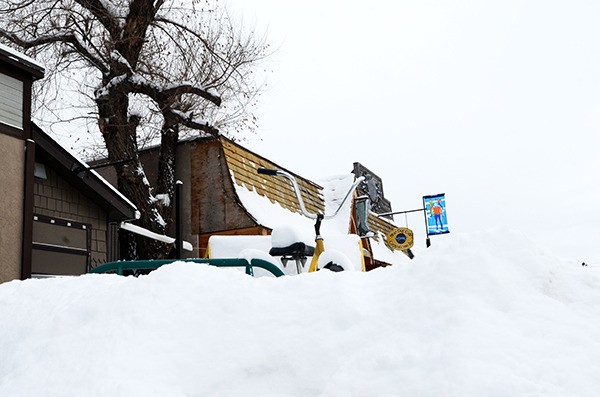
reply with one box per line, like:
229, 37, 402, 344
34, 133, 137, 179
423, 194, 449, 236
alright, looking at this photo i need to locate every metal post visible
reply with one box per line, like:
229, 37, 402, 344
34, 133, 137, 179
377, 208, 426, 217
423, 205, 431, 248
21, 140, 36, 279
175, 180, 183, 259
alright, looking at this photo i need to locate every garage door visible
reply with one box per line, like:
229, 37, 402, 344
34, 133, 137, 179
31, 215, 91, 276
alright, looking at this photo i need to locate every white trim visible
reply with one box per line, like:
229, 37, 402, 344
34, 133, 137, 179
120, 222, 193, 251
0, 43, 45, 70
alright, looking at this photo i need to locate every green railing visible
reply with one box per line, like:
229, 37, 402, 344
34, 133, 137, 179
90, 258, 285, 277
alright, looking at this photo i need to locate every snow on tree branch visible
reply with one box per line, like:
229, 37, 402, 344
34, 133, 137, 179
171, 108, 219, 136
73, 0, 124, 36
0, 0, 269, 260
128, 73, 221, 106
95, 74, 128, 98
110, 49, 133, 72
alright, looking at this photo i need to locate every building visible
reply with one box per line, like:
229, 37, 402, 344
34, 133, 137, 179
0, 44, 138, 283
100, 135, 411, 271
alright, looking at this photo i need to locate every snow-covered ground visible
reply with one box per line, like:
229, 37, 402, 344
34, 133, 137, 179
1, 230, 599, 397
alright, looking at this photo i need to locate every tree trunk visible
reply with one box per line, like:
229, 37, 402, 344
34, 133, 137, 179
97, 82, 167, 259
155, 119, 179, 233
0, 0, 268, 259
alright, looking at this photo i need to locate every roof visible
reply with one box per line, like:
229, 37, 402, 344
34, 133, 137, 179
368, 213, 396, 243
220, 137, 325, 218
32, 124, 139, 222
87, 134, 409, 263
0, 43, 45, 79
367, 212, 413, 260
217, 137, 409, 264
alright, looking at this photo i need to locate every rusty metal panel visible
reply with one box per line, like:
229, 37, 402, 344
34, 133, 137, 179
191, 139, 256, 235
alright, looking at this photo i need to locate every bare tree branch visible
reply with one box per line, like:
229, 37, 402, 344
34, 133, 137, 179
0, 0, 269, 260
127, 75, 221, 106
0, 28, 110, 74
72, 0, 120, 38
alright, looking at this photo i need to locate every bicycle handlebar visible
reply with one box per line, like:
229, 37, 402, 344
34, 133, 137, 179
256, 167, 364, 221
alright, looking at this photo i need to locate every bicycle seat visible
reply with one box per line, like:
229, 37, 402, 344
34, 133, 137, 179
269, 242, 315, 258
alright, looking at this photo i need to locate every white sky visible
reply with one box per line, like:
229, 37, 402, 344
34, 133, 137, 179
226, 0, 600, 263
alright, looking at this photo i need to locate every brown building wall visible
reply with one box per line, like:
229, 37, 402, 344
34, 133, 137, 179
33, 165, 109, 266
95, 138, 260, 259
191, 139, 257, 235
98, 142, 200, 258
0, 134, 24, 283
139, 139, 259, 257
175, 143, 196, 257
137, 142, 198, 257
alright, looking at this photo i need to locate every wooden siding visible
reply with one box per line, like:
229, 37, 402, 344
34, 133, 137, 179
367, 212, 397, 250
33, 165, 109, 267
221, 138, 325, 217
0, 73, 23, 129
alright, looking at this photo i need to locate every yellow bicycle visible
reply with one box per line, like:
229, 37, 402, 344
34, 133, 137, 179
257, 167, 364, 273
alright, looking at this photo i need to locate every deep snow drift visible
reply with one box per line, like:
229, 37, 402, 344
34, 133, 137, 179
1, 230, 599, 397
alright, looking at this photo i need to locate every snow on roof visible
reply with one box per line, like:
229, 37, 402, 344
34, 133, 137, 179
210, 172, 367, 272
216, 137, 412, 265
221, 137, 325, 217
32, 125, 139, 219
91, 169, 140, 219
233, 173, 356, 239
234, 183, 316, 242
232, 165, 408, 265
0, 42, 45, 72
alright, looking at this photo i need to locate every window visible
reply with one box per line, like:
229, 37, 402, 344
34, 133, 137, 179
0, 73, 23, 130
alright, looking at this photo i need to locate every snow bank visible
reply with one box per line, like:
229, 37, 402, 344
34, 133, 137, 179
208, 233, 366, 274
1, 230, 599, 396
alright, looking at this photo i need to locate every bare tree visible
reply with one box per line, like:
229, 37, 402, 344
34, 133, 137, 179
0, 0, 268, 259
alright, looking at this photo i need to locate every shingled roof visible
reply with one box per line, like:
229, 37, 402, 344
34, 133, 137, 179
368, 213, 397, 246
221, 138, 325, 218
220, 137, 405, 253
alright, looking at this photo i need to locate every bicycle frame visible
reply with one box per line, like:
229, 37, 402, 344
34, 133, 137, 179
257, 167, 364, 272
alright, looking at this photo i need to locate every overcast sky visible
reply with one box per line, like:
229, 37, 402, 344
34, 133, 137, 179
224, 0, 600, 263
